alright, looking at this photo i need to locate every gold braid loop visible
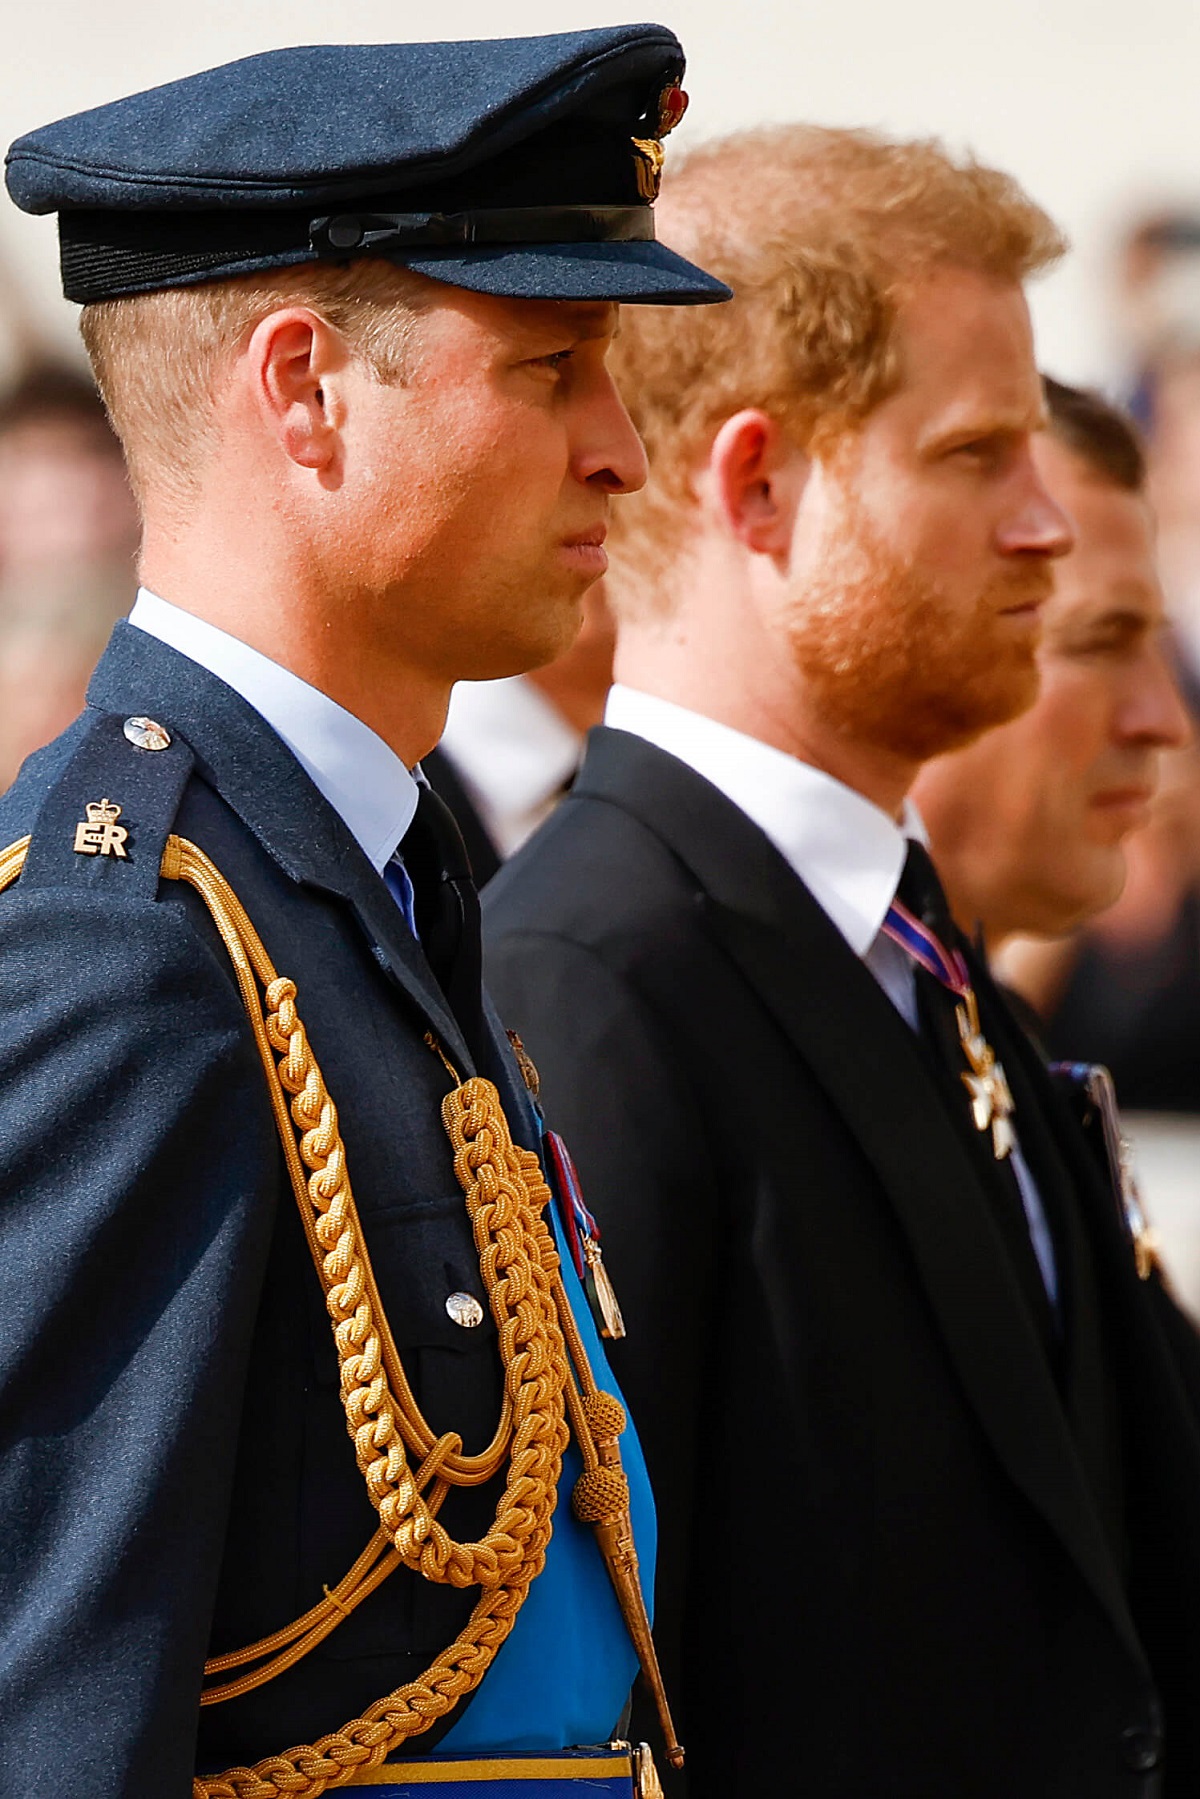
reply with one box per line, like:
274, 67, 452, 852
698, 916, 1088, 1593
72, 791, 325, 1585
122, 839, 570, 1799
260, 977, 568, 1590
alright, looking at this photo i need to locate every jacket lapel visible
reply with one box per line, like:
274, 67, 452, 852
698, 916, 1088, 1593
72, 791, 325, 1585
578, 728, 1145, 1664
86, 622, 474, 1073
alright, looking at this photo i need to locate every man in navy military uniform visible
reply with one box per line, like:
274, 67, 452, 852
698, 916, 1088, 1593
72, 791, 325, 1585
0, 31, 727, 1798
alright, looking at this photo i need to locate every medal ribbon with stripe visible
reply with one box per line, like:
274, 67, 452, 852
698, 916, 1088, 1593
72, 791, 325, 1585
544, 1129, 626, 1339
882, 896, 1017, 1160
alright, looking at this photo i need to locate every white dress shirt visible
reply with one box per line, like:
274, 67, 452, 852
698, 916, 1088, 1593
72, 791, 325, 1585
128, 588, 419, 872
440, 674, 583, 859
604, 683, 1058, 1303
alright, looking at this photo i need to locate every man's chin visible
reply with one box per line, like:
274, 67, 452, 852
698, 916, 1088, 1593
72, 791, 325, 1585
868, 663, 1041, 764
457, 605, 584, 684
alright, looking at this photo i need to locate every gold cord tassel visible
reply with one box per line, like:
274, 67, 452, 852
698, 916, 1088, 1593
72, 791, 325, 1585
568, 1388, 684, 1772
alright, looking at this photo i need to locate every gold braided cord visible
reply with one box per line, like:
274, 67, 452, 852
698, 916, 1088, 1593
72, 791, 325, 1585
152, 837, 574, 1798
166, 838, 569, 1582
0, 837, 29, 892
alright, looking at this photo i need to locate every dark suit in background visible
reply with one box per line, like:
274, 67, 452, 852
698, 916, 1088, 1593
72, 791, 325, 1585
422, 744, 503, 886
485, 726, 1200, 1799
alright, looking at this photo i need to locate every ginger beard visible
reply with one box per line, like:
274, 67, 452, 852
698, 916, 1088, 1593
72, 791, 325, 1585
787, 484, 1054, 764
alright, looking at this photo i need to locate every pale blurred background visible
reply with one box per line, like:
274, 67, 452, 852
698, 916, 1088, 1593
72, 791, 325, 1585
3, 0, 1200, 1307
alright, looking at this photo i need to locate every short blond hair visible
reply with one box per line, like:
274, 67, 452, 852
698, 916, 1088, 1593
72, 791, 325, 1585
608, 124, 1066, 611
79, 258, 431, 516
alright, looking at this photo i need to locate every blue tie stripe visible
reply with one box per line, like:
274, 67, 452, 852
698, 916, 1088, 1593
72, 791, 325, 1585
384, 854, 419, 936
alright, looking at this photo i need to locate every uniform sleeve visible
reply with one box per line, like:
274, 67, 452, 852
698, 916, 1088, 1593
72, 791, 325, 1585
485, 927, 719, 1755
0, 885, 279, 1798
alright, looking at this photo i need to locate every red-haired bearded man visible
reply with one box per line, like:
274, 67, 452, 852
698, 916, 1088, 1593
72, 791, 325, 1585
485, 128, 1200, 1799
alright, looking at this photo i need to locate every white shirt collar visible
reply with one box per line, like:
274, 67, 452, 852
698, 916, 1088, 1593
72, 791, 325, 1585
440, 674, 582, 858
604, 683, 924, 956
128, 588, 419, 873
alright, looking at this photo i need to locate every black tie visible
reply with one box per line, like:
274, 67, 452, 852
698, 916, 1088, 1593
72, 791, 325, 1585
398, 784, 485, 1060
895, 838, 957, 943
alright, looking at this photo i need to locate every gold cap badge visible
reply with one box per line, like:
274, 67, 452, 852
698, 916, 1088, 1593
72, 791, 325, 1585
632, 81, 689, 204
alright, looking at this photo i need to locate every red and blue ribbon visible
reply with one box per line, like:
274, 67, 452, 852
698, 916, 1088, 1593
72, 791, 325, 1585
543, 1129, 601, 1283
881, 897, 970, 998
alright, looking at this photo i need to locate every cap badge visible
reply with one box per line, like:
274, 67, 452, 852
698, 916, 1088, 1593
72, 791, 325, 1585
123, 716, 172, 752
73, 798, 129, 860
631, 81, 689, 203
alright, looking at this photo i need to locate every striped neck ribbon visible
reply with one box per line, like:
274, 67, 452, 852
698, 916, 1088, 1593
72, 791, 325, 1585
881, 897, 971, 999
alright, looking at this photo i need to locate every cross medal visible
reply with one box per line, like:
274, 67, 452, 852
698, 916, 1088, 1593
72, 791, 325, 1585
954, 988, 1015, 1160
882, 885, 1017, 1162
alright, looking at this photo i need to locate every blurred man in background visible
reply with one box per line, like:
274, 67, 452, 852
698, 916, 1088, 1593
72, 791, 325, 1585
915, 377, 1190, 948
0, 363, 138, 783
486, 125, 1200, 1798
426, 580, 616, 882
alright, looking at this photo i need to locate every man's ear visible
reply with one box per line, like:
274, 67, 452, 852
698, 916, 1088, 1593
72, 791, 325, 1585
245, 306, 347, 473
704, 408, 811, 560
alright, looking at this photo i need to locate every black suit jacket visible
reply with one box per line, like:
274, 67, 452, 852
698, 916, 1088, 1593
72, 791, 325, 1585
484, 727, 1200, 1799
0, 624, 557, 1796
421, 745, 503, 888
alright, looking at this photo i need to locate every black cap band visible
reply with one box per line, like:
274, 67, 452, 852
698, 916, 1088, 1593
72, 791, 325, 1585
58, 201, 656, 303
310, 204, 654, 254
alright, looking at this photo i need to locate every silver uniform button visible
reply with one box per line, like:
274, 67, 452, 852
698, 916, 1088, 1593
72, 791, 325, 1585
445, 1291, 484, 1329
123, 716, 172, 752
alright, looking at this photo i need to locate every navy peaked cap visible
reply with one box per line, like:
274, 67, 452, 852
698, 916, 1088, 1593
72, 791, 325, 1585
5, 25, 730, 307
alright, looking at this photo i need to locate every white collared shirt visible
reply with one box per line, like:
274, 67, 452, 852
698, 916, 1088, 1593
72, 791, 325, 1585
605, 684, 922, 1022
440, 674, 583, 859
604, 683, 1058, 1304
128, 587, 418, 872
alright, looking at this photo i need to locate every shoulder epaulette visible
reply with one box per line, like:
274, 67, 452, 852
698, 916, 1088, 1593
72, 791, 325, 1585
18, 708, 194, 901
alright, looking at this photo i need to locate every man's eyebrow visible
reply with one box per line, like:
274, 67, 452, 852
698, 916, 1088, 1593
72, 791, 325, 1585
568, 305, 615, 338
554, 304, 619, 341
920, 406, 1047, 450
1054, 604, 1157, 643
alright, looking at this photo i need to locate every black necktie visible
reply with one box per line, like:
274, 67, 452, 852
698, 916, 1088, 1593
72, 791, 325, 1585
895, 838, 957, 944
397, 784, 485, 1060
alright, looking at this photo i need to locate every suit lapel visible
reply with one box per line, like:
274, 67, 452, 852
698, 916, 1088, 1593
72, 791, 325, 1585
86, 623, 474, 1073
577, 728, 1144, 1664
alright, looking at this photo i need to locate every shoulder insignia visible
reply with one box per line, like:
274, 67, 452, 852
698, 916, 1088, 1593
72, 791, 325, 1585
20, 709, 194, 900
73, 798, 129, 859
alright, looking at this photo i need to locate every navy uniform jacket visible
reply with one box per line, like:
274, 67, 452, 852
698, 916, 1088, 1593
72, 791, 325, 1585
0, 624, 626, 1795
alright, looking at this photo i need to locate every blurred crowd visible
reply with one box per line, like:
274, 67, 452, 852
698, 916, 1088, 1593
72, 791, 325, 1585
0, 353, 138, 786
6, 209, 1200, 1119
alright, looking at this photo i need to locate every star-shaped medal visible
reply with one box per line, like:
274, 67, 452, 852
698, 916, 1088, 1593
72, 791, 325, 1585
955, 996, 1016, 1160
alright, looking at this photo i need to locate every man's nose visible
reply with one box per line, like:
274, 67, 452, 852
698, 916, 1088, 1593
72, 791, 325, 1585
997, 458, 1076, 560
1119, 646, 1194, 751
575, 377, 650, 496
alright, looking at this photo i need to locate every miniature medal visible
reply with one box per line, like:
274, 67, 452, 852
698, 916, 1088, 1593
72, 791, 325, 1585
955, 989, 1016, 1160
883, 892, 1016, 1160
544, 1128, 626, 1340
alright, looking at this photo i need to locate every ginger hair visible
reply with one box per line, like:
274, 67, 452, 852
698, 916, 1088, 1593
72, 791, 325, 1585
608, 124, 1067, 615
79, 258, 432, 519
